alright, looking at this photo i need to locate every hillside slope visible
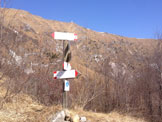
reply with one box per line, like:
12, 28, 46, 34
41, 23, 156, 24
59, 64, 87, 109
1, 8, 156, 78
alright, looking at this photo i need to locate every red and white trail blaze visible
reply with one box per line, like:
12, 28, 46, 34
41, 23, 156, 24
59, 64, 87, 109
53, 70, 78, 79
51, 32, 77, 41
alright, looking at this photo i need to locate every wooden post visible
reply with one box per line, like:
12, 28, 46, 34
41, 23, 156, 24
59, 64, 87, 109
62, 40, 67, 109
62, 40, 65, 109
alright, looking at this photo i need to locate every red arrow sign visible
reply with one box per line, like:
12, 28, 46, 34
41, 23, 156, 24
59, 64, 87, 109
53, 70, 78, 79
52, 32, 77, 41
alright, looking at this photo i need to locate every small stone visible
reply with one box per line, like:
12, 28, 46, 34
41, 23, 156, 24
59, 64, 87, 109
64, 109, 70, 116
64, 115, 72, 121
80, 116, 87, 122
51, 111, 65, 122
72, 114, 80, 122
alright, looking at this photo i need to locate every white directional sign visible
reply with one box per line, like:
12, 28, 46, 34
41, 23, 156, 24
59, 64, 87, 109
64, 80, 70, 91
63, 62, 71, 71
51, 32, 77, 41
53, 70, 78, 79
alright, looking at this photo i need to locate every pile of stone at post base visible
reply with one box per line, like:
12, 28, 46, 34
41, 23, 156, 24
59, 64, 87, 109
49, 110, 87, 122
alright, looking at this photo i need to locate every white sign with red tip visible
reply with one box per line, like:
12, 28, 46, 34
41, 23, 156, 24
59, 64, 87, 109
53, 70, 78, 79
51, 32, 77, 41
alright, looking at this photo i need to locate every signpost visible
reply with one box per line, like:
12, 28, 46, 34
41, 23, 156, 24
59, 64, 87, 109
53, 70, 78, 79
52, 32, 78, 109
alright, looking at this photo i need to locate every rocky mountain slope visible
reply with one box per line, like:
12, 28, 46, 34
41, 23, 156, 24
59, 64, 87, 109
1, 8, 156, 76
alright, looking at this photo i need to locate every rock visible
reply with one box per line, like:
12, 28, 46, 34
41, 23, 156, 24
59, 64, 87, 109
64, 110, 73, 122
80, 117, 87, 122
50, 110, 86, 122
65, 115, 72, 121
64, 109, 70, 117
72, 114, 80, 122
51, 111, 65, 122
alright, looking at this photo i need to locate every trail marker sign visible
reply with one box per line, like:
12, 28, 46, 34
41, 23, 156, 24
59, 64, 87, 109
51, 32, 77, 41
63, 62, 71, 71
64, 80, 70, 91
53, 70, 78, 79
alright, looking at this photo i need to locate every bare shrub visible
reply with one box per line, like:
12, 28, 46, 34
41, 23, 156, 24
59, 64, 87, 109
70, 74, 104, 110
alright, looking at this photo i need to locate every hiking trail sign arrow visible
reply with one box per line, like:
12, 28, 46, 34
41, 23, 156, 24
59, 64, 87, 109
51, 32, 77, 41
53, 70, 78, 79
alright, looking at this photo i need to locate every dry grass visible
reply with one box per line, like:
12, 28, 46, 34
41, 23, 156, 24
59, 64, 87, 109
0, 93, 62, 122
69, 108, 147, 122
0, 74, 147, 122
0, 85, 147, 122
0, 76, 62, 122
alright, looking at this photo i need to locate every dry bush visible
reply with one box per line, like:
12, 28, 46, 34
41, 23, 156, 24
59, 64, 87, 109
70, 74, 104, 110
77, 37, 162, 122
0, 1, 63, 108
0, 27, 62, 106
